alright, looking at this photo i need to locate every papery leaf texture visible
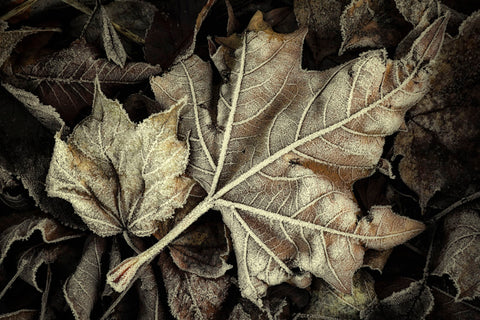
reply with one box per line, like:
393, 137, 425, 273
63, 235, 107, 320
111, 11, 447, 305
46, 81, 194, 237
4, 39, 161, 124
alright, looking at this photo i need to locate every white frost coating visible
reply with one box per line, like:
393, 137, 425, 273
113, 13, 446, 306
46, 82, 194, 237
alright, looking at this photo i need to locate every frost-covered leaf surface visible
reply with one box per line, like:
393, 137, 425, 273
46, 82, 194, 237
63, 235, 106, 320
365, 280, 434, 320
433, 208, 480, 301
0, 22, 59, 67
142, 11, 446, 305
99, 5, 127, 67
2, 83, 65, 133
3, 39, 161, 124
0, 216, 80, 265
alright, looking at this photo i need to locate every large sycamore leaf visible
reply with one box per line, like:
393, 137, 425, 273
46, 82, 194, 237
109, 12, 446, 305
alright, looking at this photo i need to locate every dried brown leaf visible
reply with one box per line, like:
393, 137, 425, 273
0, 21, 59, 68
432, 208, 480, 301
339, 0, 410, 54
0, 216, 80, 266
364, 280, 434, 319
159, 251, 231, 320
0, 309, 38, 320
5, 39, 161, 124
46, 82, 194, 237
64, 235, 107, 320
393, 10, 480, 210
428, 285, 480, 319
99, 5, 127, 67
141, 12, 444, 305
0, 88, 84, 228
168, 217, 232, 278
136, 265, 165, 320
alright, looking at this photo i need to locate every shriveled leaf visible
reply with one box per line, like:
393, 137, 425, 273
0, 216, 81, 265
364, 280, 434, 320
394, 10, 480, 210
144, 11, 443, 305
136, 265, 165, 320
0, 88, 84, 228
0, 309, 38, 320
394, 0, 442, 26
2, 83, 64, 133
168, 216, 232, 278
432, 208, 480, 300
99, 5, 127, 67
0, 21, 59, 67
295, 270, 376, 319
46, 82, 194, 237
4, 39, 161, 124
64, 235, 106, 320
159, 252, 231, 320
228, 297, 290, 320
18, 245, 67, 293
339, 0, 410, 54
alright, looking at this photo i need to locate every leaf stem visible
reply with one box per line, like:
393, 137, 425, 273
427, 191, 480, 223
107, 198, 213, 292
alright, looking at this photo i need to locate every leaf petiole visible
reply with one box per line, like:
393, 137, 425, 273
107, 198, 214, 292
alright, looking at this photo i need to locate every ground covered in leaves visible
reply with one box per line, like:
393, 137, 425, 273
0, 0, 479, 319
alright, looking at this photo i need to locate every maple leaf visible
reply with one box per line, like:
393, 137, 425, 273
107, 12, 446, 305
45, 81, 195, 237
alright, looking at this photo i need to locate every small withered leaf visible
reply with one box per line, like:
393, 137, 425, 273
46, 81, 195, 237
99, 5, 127, 67
159, 252, 231, 320
0, 216, 81, 266
63, 235, 107, 320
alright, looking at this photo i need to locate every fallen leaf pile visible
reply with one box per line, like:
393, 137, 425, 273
0, 0, 479, 319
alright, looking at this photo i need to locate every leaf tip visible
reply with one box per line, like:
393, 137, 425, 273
107, 256, 142, 292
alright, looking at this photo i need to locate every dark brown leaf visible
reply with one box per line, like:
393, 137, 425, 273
0, 216, 81, 266
427, 285, 480, 319
393, 11, 480, 210
0, 309, 38, 320
432, 208, 480, 300
0, 21, 59, 68
339, 0, 410, 54
5, 39, 161, 125
159, 251, 231, 320
364, 280, 434, 320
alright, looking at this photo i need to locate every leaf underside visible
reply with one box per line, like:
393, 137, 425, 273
148, 12, 446, 304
